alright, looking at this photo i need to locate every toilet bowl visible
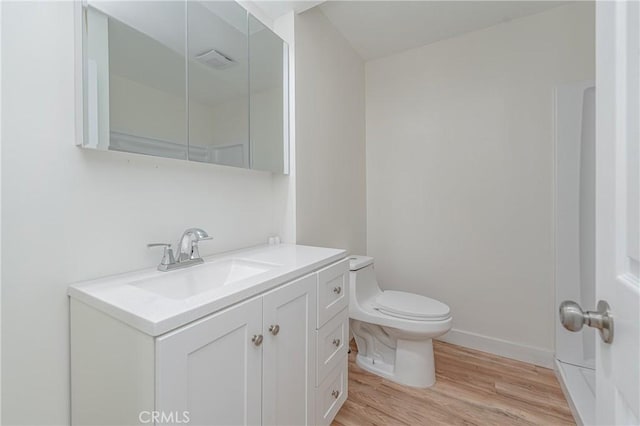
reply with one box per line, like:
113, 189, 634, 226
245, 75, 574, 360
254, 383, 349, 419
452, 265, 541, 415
348, 256, 452, 388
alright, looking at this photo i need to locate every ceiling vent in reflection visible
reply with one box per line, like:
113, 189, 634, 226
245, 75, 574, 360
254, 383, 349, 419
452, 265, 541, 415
195, 49, 235, 70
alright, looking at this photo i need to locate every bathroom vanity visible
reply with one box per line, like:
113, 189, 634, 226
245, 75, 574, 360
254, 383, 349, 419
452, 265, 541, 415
69, 244, 349, 425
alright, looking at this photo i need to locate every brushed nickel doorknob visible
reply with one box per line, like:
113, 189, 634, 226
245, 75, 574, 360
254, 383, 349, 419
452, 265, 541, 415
559, 300, 614, 344
333, 286, 342, 294
252, 334, 263, 346
331, 390, 340, 399
269, 324, 280, 335
559, 301, 585, 331
332, 338, 341, 347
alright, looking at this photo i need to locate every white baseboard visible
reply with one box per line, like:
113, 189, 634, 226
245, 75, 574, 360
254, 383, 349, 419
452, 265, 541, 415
436, 328, 555, 368
554, 359, 595, 426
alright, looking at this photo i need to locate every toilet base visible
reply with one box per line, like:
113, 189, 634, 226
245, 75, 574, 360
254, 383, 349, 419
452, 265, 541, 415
355, 338, 436, 388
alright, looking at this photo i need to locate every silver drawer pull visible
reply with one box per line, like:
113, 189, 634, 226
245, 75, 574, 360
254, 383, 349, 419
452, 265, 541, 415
331, 390, 340, 399
251, 334, 263, 346
333, 286, 342, 294
269, 324, 280, 336
332, 338, 341, 347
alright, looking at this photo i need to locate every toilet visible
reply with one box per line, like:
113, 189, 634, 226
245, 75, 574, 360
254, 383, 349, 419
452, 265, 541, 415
348, 255, 452, 388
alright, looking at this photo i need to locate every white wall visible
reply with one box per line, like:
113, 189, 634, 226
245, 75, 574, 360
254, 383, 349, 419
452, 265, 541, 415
295, 8, 366, 255
1, 2, 293, 424
366, 3, 594, 365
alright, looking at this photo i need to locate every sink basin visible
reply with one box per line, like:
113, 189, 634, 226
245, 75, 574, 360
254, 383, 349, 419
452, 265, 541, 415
130, 258, 280, 300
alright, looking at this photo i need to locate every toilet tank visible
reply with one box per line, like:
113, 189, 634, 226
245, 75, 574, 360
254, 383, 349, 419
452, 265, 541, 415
348, 256, 383, 309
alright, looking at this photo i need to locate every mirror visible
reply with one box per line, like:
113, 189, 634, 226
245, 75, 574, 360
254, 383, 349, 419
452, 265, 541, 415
187, 1, 249, 167
80, 1, 289, 174
249, 15, 289, 173
84, 1, 188, 158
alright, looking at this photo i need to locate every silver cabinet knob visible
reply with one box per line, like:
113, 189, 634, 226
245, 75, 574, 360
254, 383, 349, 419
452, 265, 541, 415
269, 324, 280, 336
559, 300, 614, 344
333, 286, 342, 294
251, 334, 263, 346
331, 390, 340, 399
332, 338, 341, 347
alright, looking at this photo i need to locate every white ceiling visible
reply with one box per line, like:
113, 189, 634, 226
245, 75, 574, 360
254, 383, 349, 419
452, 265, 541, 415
317, 1, 568, 61
253, 1, 325, 20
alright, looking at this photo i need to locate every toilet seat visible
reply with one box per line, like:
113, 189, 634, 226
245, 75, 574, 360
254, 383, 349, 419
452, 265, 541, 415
373, 291, 450, 321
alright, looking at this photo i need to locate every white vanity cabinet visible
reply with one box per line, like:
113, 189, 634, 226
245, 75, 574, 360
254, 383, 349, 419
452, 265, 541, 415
155, 296, 263, 426
314, 260, 350, 426
262, 274, 317, 425
70, 247, 349, 426
155, 274, 316, 426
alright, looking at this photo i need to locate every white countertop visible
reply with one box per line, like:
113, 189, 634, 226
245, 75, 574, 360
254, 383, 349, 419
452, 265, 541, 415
68, 244, 347, 336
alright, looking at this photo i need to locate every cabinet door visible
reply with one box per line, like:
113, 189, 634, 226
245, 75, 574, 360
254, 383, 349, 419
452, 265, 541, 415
262, 274, 317, 426
156, 297, 262, 426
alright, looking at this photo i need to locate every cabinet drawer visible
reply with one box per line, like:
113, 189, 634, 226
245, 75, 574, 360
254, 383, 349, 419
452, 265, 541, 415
315, 355, 348, 426
316, 308, 348, 385
316, 259, 349, 328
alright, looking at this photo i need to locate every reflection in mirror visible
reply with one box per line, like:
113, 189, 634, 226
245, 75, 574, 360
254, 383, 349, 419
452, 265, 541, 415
84, 1, 188, 159
249, 15, 289, 173
187, 1, 249, 167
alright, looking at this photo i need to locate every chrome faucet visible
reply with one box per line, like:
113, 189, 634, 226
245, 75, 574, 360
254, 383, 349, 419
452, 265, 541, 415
177, 228, 212, 262
148, 228, 212, 272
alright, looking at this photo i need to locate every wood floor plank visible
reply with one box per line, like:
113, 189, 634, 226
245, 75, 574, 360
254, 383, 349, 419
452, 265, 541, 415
333, 340, 575, 426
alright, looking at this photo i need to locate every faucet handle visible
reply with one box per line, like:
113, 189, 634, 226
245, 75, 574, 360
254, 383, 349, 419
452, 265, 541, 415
147, 243, 171, 248
147, 243, 176, 266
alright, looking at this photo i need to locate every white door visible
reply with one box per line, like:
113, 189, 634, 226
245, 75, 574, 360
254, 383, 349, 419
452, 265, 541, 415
595, 1, 640, 424
156, 297, 263, 426
262, 274, 317, 426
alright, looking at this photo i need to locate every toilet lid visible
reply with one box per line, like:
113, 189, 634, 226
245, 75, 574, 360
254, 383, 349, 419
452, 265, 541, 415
349, 255, 374, 271
374, 291, 450, 320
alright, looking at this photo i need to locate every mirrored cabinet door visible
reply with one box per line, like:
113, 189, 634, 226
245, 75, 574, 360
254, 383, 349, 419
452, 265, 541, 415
84, 1, 188, 159
187, 1, 249, 167
249, 15, 289, 173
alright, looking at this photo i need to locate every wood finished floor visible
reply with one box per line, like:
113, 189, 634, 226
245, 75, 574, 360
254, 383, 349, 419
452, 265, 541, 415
333, 340, 575, 426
